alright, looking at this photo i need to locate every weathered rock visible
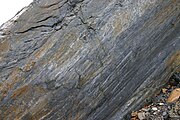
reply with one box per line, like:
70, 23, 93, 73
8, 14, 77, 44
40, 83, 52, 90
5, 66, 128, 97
137, 112, 147, 120
0, 0, 179, 119
167, 88, 180, 103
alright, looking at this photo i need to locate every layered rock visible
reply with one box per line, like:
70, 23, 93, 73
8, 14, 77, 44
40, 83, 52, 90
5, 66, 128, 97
0, 0, 179, 119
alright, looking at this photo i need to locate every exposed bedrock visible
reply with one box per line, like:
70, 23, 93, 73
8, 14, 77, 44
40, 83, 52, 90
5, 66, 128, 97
0, 0, 179, 119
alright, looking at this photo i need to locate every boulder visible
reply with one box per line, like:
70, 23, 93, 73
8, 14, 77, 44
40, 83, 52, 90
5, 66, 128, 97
0, 0, 179, 119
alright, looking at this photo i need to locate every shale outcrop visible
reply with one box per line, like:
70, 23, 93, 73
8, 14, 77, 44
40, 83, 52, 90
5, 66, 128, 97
0, 0, 179, 119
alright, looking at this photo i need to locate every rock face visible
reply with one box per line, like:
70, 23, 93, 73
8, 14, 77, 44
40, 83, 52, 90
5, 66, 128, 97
0, 0, 179, 119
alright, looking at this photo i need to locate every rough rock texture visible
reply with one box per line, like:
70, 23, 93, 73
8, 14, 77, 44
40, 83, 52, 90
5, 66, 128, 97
0, 0, 179, 119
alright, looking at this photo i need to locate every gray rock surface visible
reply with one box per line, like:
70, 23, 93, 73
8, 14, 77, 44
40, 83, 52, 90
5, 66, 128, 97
0, 0, 179, 119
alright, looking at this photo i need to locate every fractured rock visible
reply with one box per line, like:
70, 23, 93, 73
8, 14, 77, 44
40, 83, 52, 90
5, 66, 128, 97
0, 0, 179, 119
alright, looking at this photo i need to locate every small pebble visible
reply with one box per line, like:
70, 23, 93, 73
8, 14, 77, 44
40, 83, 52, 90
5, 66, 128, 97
162, 88, 167, 93
152, 107, 158, 111
153, 112, 157, 115
138, 112, 146, 120
163, 111, 167, 116
158, 103, 164, 106
131, 111, 138, 117
168, 106, 171, 110
142, 108, 149, 112
178, 110, 180, 115
162, 111, 169, 119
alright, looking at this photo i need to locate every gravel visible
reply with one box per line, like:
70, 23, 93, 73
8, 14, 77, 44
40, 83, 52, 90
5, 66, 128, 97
131, 72, 180, 120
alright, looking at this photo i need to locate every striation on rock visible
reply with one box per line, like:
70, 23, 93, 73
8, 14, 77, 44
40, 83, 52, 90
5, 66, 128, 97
0, 0, 179, 119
